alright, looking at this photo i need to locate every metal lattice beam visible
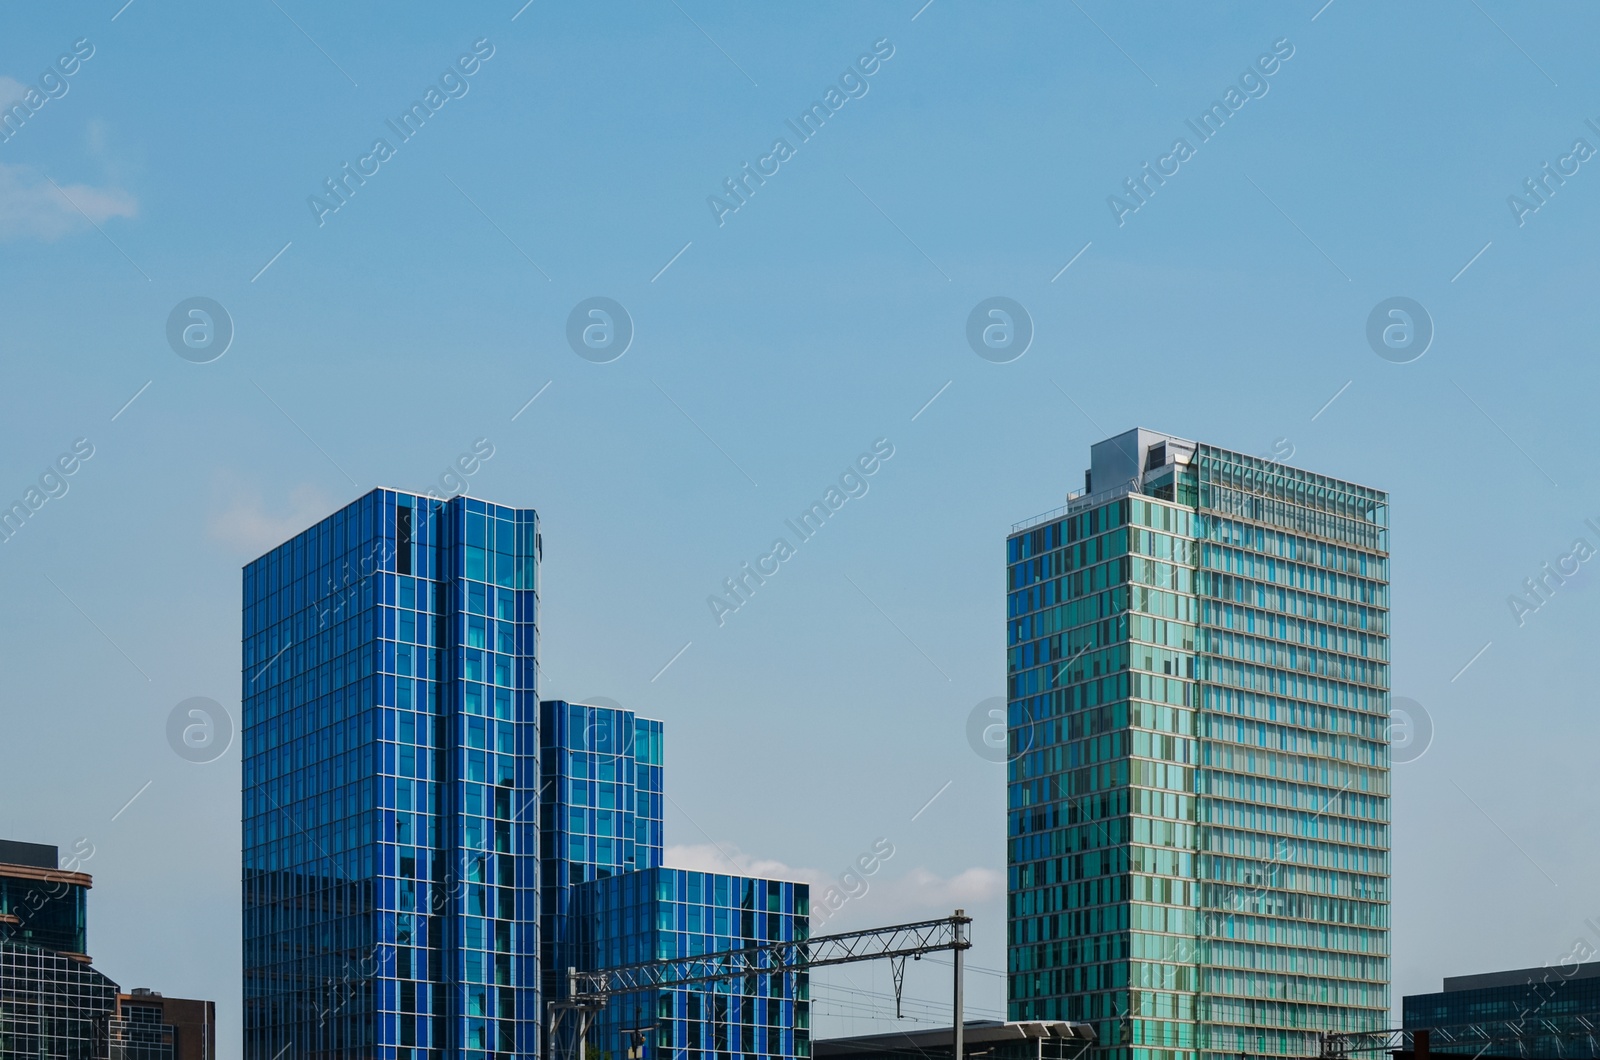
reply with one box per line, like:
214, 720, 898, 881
550, 911, 975, 1060
569, 911, 971, 998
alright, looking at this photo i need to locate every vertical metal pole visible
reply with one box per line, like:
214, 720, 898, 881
569, 967, 584, 1060
953, 909, 965, 1060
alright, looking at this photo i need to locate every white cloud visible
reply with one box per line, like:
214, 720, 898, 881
0, 162, 137, 241
664, 842, 1004, 921
85, 118, 111, 158
664, 843, 823, 886
207, 483, 341, 556
0, 76, 26, 108
882, 866, 1005, 908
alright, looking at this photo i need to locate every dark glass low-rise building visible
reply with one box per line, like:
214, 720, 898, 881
0, 838, 92, 957
1403, 962, 1600, 1057
0, 838, 117, 1059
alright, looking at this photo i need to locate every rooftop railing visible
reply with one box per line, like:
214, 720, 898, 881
1010, 477, 1144, 535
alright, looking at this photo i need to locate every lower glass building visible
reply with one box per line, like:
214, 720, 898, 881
1006, 430, 1390, 1060
1404, 963, 1600, 1058
0, 944, 117, 1059
541, 700, 809, 1060
0, 839, 116, 1059
242, 489, 541, 1060
572, 868, 810, 1060
0, 840, 213, 1060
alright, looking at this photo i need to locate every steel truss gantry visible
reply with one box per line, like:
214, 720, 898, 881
549, 909, 972, 1060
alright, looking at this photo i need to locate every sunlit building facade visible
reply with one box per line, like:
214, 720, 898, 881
1006, 430, 1390, 1060
242, 489, 541, 1060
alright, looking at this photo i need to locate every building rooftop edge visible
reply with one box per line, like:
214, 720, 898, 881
1010, 430, 1388, 535
1435, 962, 1600, 993
244, 486, 540, 568
0, 863, 91, 887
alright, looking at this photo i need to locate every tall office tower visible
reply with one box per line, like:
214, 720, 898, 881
1005, 430, 1389, 1060
541, 700, 810, 1060
242, 490, 541, 1060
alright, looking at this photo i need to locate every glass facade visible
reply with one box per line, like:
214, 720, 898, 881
1006, 431, 1390, 1060
106, 998, 176, 1059
106, 991, 218, 1060
541, 700, 809, 1060
0, 871, 88, 958
0, 942, 117, 1059
571, 869, 810, 1060
0, 844, 118, 1059
242, 489, 541, 1060
1404, 965, 1600, 1058
539, 699, 664, 1005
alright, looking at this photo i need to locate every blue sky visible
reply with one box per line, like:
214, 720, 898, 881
3, 0, 1600, 1052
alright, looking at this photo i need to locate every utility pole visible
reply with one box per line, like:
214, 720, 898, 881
953, 908, 966, 1060
571, 967, 591, 1060
548, 966, 606, 1060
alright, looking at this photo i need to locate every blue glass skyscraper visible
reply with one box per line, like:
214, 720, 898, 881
242, 489, 541, 1060
1006, 431, 1389, 1060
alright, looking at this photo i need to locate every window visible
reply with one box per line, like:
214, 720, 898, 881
397, 507, 412, 575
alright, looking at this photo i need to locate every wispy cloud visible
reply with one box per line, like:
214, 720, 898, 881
0, 76, 26, 108
0, 162, 136, 241
887, 865, 1005, 907
664, 843, 1004, 913
207, 482, 340, 556
666, 843, 819, 884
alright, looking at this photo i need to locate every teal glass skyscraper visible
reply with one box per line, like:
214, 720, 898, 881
1006, 430, 1389, 1060
242, 489, 541, 1060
